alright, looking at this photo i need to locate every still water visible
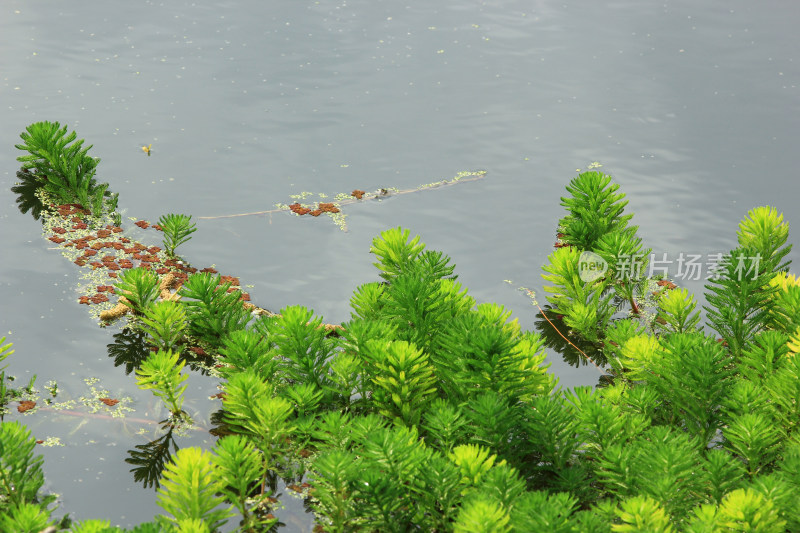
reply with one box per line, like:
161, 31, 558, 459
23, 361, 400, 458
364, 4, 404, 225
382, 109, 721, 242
1, 0, 799, 529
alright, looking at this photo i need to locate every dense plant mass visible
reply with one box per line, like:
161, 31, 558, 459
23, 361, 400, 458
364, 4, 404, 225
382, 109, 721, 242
5, 124, 800, 531
14, 121, 118, 218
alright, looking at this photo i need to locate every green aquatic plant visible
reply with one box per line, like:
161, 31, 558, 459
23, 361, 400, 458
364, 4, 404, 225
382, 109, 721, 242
369, 226, 426, 282
179, 272, 251, 348
15, 121, 117, 217
704, 247, 779, 360
547, 170, 655, 329
217, 328, 278, 381
541, 246, 615, 343
0, 421, 57, 520
307, 449, 359, 532
0, 336, 13, 372
654, 287, 701, 334
724, 412, 783, 478
267, 305, 337, 398
139, 300, 187, 351
115, 267, 161, 314
158, 213, 197, 257
595, 226, 652, 315
10, 130, 800, 531
369, 339, 437, 427
212, 434, 276, 530
643, 332, 733, 446
685, 488, 787, 531
222, 372, 295, 471
558, 170, 632, 251
0, 501, 55, 533
156, 447, 232, 531
704, 206, 793, 359
135, 349, 188, 417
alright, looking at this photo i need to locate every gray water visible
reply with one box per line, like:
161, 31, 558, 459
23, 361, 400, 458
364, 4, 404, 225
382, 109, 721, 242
2, 0, 799, 529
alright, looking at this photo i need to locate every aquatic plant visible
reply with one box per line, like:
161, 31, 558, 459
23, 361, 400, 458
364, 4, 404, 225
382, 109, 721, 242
0, 336, 13, 372
139, 300, 187, 351
369, 226, 426, 281
558, 170, 632, 250
222, 372, 295, 471
135, 349, 188, 418
179, 272, 252, 348
156, 447, 233, 531
0, 421, 58, 526
265, 305, 337, 398
158, 213, 197, 257
10, 208, 800, 530
15, 121, 118, 217
654, 287, 701, 334
10, 125, 800, 532
704, 206, 792, 359
547, 170, 653, 331
212, 434, 277, 530
217, 329, 278, 381
200, 170, 487, 232
0, 501, 55, 533
542, 246, 616, 343
114, 267, 161, 314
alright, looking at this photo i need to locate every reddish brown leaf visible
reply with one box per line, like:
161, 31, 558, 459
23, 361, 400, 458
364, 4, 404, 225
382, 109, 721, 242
18, 400, 36, 413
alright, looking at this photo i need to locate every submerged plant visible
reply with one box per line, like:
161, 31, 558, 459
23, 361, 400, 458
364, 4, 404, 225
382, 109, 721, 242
158, 213, 197, 257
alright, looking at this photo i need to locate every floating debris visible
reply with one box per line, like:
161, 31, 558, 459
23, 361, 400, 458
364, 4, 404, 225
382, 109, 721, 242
198, 170, 488, 233
17, 400, 36, 413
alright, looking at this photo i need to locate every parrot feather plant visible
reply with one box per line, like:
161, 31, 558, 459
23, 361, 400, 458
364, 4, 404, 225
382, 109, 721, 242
7, 124, 800, 532
14, 120, 118, 217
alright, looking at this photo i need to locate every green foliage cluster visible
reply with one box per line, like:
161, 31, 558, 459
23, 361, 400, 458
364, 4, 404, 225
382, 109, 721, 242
158, 213, 197, 256
0, 336, 13, 372
115, 267, 161, 314
6, 162, 800, 532
135, 349, 188, 417
0, 422, 56, 528
14, 121, 118, 217
123, 217, 800, 531
179, 272, 253, 348
545, 171, 654, 342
